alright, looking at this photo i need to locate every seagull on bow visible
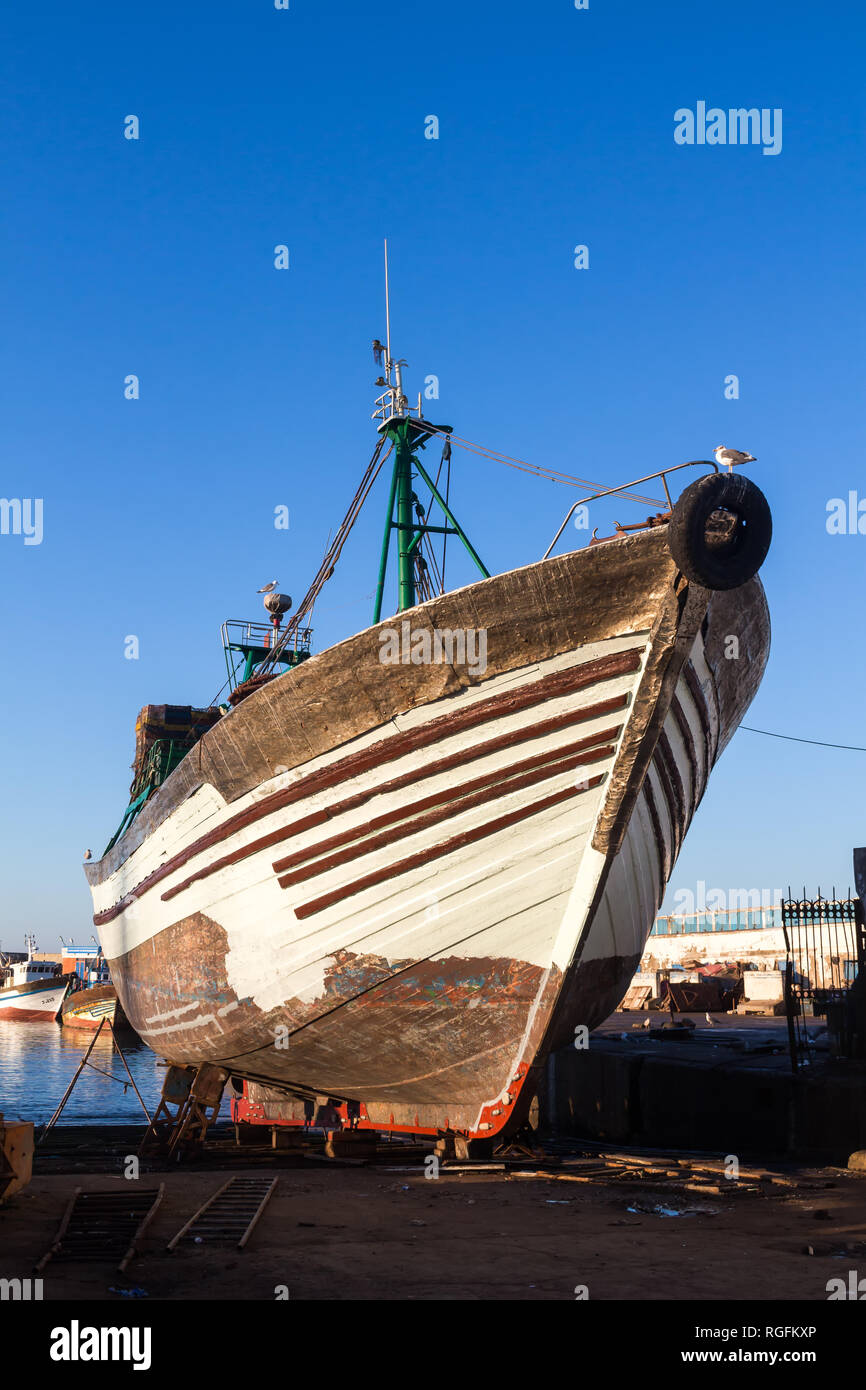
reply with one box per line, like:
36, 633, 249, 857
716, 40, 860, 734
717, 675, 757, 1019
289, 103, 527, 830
714, 445, 756, 470
257, 580, 279, 594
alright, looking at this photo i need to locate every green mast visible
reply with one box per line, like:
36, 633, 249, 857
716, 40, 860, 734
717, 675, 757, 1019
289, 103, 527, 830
394, 419, 417, 613
371, 242, 489, 625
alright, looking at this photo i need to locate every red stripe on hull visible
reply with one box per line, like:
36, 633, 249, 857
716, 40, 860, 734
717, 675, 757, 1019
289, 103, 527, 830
162, 717, 625, 907
682, 661, 717, 765
293, 775, 605, 920
642, 774, 669, 900
93, 649, 640, 926
0, 1004, 61, 1021
278, 751, 612, 893
272, 734, 617, 882
670, 692, 700, 815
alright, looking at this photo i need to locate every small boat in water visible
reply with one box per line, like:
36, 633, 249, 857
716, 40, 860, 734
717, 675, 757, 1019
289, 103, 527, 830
0, 937, 73, 1022
60, 953, 134, 1033
61, 982, 132, 1032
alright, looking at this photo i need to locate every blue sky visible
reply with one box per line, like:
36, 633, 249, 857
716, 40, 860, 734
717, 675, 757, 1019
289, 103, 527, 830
1, 1, 864, 949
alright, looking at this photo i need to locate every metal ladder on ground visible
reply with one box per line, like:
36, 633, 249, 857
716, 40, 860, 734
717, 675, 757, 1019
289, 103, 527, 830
166, 1176, 278, 1250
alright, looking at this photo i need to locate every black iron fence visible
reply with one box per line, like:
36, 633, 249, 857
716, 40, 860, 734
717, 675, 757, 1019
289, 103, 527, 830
780, 890, 866, 1069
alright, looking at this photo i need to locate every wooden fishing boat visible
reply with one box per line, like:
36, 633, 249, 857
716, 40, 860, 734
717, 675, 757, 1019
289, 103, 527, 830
84, 285, 772, 1143
0, 939, 72, 1022
61, 980, 133, 1033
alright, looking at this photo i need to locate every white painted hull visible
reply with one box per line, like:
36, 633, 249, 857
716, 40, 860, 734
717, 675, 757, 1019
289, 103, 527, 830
84, 535, 770, 1136
0, 982, 69, 1021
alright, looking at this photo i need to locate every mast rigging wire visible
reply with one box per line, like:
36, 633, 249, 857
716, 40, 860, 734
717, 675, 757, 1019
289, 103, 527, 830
741, 726, 866, 752
258, 437, 392, 673
205, 441, 862, 761
257, 422, 664, 680
422, 423, 665, 508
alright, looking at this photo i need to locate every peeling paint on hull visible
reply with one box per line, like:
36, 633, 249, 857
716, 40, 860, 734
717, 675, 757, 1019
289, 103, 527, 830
85, 533, 770, 1137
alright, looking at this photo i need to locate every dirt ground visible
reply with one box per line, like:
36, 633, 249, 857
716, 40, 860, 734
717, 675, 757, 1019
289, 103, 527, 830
3, 1160, 865, 1301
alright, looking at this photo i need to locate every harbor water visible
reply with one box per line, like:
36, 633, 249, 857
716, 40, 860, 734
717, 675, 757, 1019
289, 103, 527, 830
0, 1018, 229, 1127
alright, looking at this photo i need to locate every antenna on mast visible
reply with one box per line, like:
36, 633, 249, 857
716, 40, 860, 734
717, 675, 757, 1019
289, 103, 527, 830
384, 237, 391, 366
369, 245, 488, 623
371, 241, 413, 427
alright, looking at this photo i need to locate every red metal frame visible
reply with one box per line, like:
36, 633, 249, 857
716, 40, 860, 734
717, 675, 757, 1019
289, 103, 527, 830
229, 1060, 531, 1140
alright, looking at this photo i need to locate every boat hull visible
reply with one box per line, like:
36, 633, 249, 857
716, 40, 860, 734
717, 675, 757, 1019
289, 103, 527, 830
0, 978, 72, 1022
85, 530, 770, 1136
60, 983, 132, 1032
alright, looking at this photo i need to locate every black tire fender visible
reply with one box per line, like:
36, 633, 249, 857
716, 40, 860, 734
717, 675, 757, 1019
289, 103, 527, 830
667, 472, 772, 590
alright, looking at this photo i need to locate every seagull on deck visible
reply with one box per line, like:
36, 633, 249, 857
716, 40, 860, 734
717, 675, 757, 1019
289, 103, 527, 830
257, 580, 280, 594
704, 1011, 716, 1027
714, 445, 756, 470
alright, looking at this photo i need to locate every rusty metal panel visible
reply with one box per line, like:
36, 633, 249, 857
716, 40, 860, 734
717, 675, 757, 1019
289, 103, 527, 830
0, 1116, 33, 1203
